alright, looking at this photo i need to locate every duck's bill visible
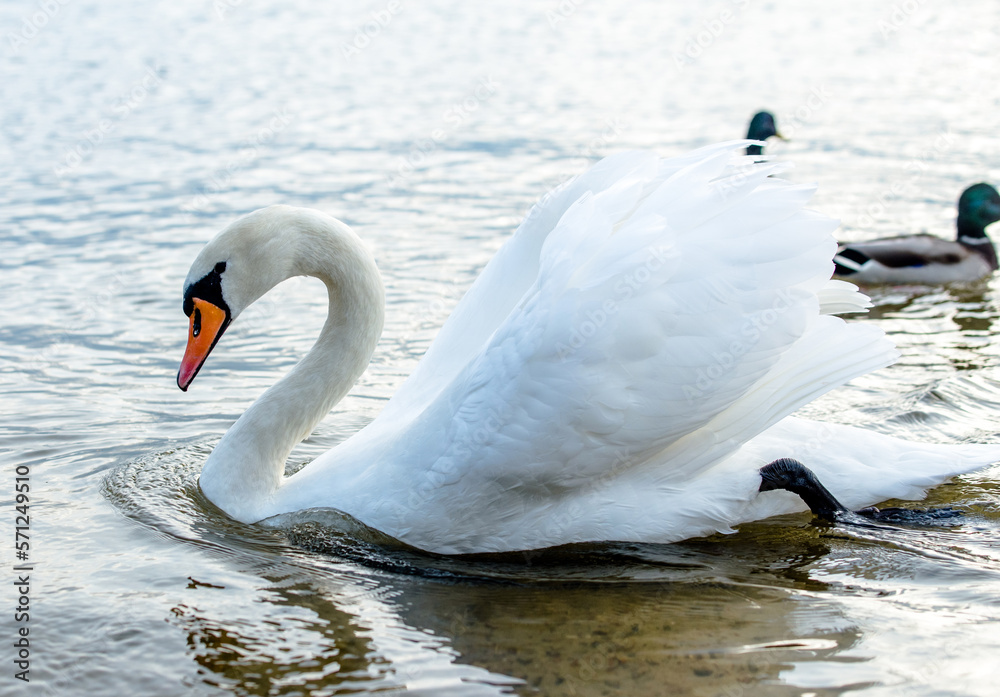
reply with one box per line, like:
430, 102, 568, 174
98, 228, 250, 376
178, 297, 231, 391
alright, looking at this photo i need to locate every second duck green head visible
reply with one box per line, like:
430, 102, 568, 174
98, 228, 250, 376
957, 183, 1000, 241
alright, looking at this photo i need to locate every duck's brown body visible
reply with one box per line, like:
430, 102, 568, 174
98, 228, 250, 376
834, 183, 1000, 285
834, 233, 997, 284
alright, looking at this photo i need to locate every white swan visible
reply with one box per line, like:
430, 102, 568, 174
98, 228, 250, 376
178, 142, 1000, 554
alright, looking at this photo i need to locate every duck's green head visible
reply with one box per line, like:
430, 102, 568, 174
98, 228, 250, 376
957, 183, 1000, 237
745, 111, 784, 156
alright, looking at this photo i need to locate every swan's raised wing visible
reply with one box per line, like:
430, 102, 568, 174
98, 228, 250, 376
380, 142, 770, 421
385, 147, 896, 533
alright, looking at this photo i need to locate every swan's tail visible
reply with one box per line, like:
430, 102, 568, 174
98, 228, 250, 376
581, 417, 1000, 545
731, 417, 1000, 525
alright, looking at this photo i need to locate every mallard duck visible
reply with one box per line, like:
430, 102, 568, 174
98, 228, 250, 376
834, 183, 1000, 284
745, 111, 784, 156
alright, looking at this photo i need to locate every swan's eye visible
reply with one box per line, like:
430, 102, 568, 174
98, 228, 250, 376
214, 261, 227, 274
192, 307, 202, 337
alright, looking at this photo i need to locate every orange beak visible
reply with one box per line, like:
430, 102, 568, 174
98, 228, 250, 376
178, 297, 231, 391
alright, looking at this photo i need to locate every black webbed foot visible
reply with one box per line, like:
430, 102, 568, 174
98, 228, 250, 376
758, 457, 848, 522
758, 458, 963, 527
854, 505, 962, 525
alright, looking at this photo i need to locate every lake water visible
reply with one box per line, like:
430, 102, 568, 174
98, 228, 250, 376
3, 0, 1000, 694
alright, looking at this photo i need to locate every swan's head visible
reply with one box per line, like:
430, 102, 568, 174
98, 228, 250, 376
957, 183, 1000, 233
177, 205, 308, 391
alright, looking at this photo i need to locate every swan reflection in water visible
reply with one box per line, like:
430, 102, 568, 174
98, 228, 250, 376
167, 513, 850, 696
104, 425, 1000, 694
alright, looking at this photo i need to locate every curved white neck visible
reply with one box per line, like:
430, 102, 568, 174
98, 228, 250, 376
199, 217, 385, 522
